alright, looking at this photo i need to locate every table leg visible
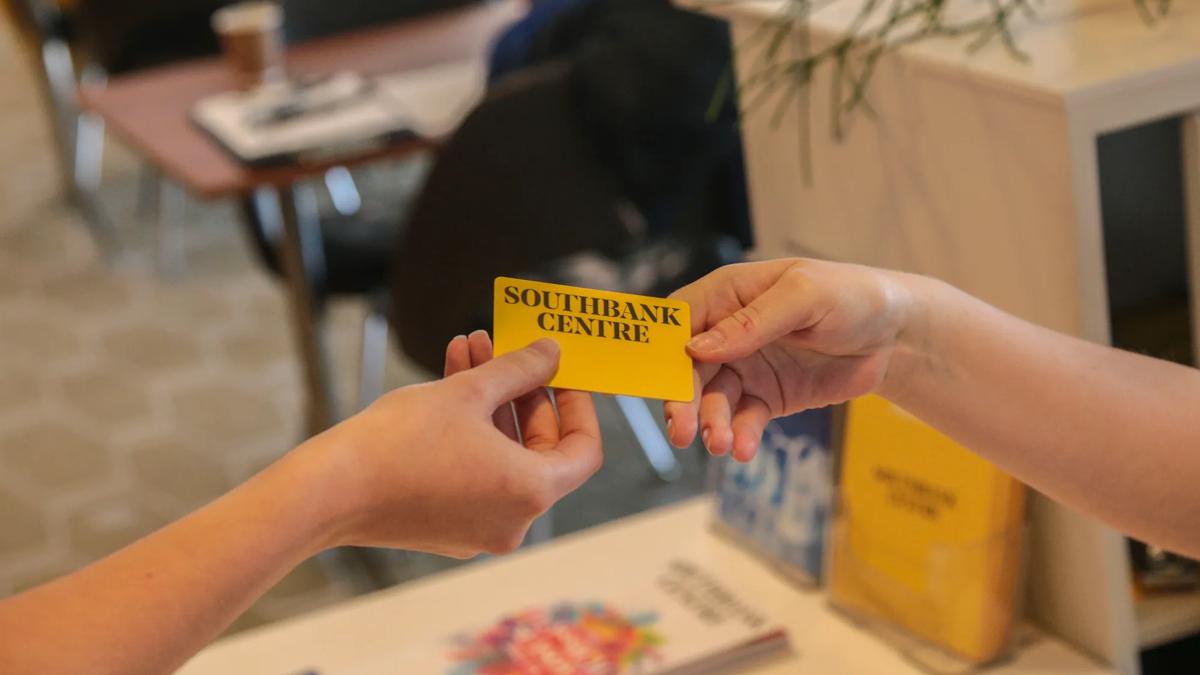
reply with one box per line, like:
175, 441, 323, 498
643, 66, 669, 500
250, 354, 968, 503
156, 178, 187, 279
33, 22, 119, 257
275, 183, 339, 435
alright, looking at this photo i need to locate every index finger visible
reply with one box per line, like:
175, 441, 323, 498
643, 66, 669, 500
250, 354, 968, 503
444, 335, 471, 377
669, 260, 797, 335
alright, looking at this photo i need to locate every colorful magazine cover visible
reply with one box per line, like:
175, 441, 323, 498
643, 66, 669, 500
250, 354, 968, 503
713, 408, 835, 583
441, 559, 788, 675
448, 602, 663, 675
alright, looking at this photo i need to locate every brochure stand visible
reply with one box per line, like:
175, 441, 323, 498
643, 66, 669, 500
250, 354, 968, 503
710, 408, 836, 586
827, 511, 1029, 672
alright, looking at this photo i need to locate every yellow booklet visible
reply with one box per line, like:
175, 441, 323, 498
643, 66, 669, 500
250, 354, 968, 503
492, 277, 694, 401
828, 395, 1025, 664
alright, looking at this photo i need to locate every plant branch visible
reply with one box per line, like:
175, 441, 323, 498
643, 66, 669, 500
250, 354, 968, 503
712, 0, 1168, 179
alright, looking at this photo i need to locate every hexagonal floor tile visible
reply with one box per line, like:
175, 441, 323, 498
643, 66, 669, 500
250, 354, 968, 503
128, 435, 230, 514
40, 267, 135, 318
0, 366, 44, 414
57, 366, 153, 426
65, 492, 167, 561
0, 258, 26, 298
102, 322, 204, 374
0, 482, 48, 555
169, 381, 284, 443
0, 420, 113, 491
150, 282, 245, 330
220, 327, 291, 371
0, 309, 85, 367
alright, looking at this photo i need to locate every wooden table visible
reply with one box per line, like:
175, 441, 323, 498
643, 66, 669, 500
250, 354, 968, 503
79, 0, 527, 433
707, 1, 1200, 672
178, 496, 1112, 675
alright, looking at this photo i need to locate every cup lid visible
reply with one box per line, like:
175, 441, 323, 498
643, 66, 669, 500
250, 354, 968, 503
212, 1, 283, 34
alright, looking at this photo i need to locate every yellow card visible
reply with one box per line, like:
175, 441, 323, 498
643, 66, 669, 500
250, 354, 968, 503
493, 277, 695, 401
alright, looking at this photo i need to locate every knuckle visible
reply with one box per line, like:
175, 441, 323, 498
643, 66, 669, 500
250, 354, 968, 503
732, 304, 763, 334
780, 262, 811, 289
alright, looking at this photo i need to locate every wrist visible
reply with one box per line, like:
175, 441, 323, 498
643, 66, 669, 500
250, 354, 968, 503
877, 271, 940, 405
271, 433, 366, 556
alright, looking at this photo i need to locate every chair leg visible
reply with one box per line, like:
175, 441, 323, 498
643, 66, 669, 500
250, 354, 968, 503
35, 31, 119, 257
137, 164, 161, 218
275, 183, 339, 435
37, 34, 77, 188
357, 306, 390, 411
73, 108, 104, 193
324, 166, 362, 216
157, 178, 187, 278
614, 395, 682, 482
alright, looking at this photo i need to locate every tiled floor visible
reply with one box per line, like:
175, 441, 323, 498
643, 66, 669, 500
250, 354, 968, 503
0, 21, 708, 634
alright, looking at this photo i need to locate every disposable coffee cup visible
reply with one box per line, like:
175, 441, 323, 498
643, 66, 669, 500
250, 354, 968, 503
212, 1, 285, 91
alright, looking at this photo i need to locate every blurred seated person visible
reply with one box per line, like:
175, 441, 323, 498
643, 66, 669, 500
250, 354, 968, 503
391, 0, 752, 371
489, 0, 751, 245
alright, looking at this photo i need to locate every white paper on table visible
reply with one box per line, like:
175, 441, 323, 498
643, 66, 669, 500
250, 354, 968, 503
190, 60, 486, 163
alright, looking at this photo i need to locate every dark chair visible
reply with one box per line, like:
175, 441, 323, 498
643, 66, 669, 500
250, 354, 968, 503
389, 61, 743, 481
389, 61, 741, 371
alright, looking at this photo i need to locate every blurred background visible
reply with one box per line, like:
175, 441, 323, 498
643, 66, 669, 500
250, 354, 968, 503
0, 0, 750, 634
3, 1, 1200, 673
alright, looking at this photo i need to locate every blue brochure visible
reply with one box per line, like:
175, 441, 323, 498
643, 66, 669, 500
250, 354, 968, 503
713, 407, 834, 584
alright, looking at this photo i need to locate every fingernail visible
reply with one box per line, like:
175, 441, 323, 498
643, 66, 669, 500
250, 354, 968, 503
469, 329, 488, 339
702, 427, 710, 450
453, 334, 467, 342
529, 338, 560, 357
734, 436, 757, 463
666, 417, 683, 448
688, 331, 724, 352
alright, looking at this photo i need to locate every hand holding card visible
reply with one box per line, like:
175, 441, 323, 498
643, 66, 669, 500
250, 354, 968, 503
492, 277, 695, 401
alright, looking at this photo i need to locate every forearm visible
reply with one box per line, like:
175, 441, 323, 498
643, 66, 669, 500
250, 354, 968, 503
0, 338, 586, 674
0, 444, 345, 675
883, 274, 1200, 557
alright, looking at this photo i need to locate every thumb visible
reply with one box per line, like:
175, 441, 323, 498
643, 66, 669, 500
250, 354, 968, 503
686, 281, 806, 362
456, 338, 560, 409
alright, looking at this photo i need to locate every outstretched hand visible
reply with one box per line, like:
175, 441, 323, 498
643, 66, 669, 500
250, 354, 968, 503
310, 332, 601, 559
663, 259, 912, 461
